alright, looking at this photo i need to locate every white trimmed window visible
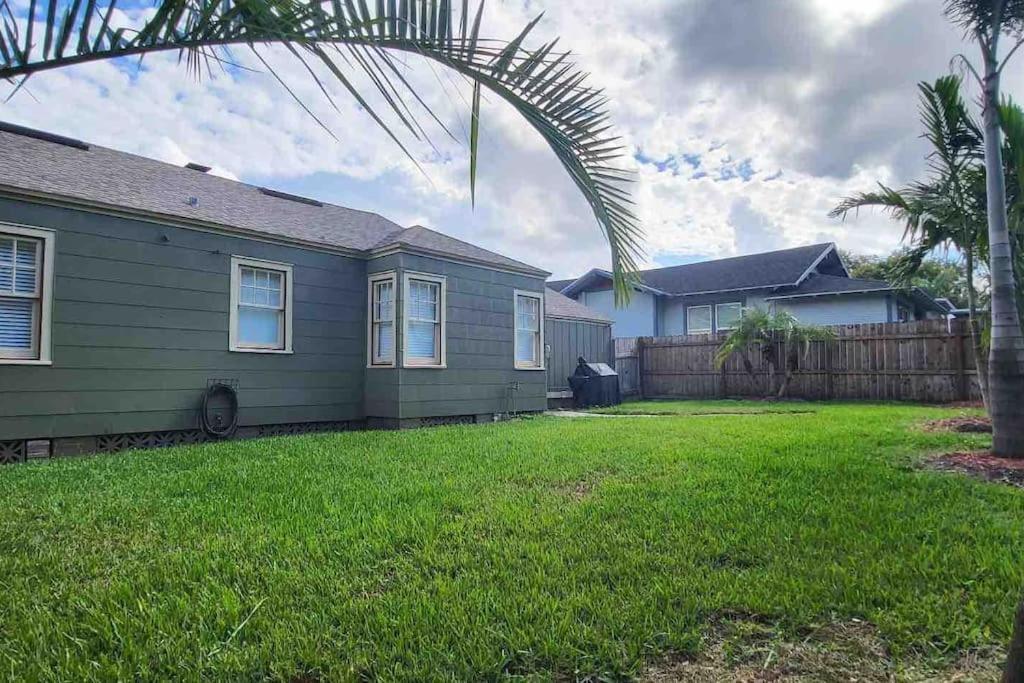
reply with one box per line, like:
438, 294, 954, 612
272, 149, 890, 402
716, 302, 743, 331
686, 305, 712, 334
514, 290, 544, 370
403, 272, 446, 367
229, 256, 293, 353
368, 272, 396, 366
0, 225, 54, 364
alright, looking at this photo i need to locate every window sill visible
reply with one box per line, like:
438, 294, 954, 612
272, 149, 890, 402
0, 358, 52, 366
403, 364, 447, 369
367, 362, 396, 369
230, 348, 294, 354
515, 365, 546, 371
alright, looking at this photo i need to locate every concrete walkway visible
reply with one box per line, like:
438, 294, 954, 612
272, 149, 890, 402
544, 410, 658, 418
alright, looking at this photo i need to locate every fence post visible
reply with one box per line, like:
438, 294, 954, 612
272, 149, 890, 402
954, 319, 968, 401
636, 336, 647, 399
825, 338, 834, 400
718, 343, 727, 398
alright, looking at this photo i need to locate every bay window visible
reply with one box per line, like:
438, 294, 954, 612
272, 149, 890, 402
403, 272, 445, 367
368, 272, 396, 366
514, 290, 544, 369
230, 256, 293, 353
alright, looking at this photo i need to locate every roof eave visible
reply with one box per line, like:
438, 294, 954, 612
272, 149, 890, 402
764, 287, 893, 301
368, 242, 550, 278
562, 268, 670, 297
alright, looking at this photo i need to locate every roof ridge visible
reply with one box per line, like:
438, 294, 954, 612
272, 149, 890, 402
0, 121, 402, 228
638, 242, 834, 276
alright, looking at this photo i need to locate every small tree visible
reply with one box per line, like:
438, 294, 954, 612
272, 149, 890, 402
714, 309, 835, 399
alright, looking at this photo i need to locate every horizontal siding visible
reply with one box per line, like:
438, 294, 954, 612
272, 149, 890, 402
777, 295, 890, 326
0, 198, 367, 440
388, 254, 546, 419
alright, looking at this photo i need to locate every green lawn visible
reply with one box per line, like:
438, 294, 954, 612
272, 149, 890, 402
0, 403, 1020, 681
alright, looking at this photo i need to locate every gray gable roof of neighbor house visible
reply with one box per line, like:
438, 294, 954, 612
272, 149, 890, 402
769, 274, 891, 298
0, 123, 547, 276
767, 273, 947, 313
545, 288, 611, 323
547, 278, 576, 292
559, 243, 838, 296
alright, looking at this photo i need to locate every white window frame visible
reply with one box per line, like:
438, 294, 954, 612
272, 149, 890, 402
367, 271, 397, 368
513, 289, 545, 370
229, 255, 294, 354
686, 305, 712, 334
715, 302, 743, 331
402, 271, 446, 368
0, 223, 55, 366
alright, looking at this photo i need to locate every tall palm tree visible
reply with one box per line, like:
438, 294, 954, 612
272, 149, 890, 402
832, 76, 993, 408
944, 0, 1024, 458
0, 0, 643, 301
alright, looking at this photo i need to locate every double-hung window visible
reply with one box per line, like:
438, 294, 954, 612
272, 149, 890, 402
686, 305, 712, 334
716, 302, 743, 331
368, 273, 396, 366
230, 256, 293, 353
514, 290, 544, 369
403, 273, 445, 367
0, 225, 54, 364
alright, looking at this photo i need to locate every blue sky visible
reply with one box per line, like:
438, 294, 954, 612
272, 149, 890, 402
3, 0, 1020, 279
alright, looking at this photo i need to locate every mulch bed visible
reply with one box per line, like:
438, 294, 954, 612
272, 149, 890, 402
922, 416, 992, 433
929, 451, 1024, 489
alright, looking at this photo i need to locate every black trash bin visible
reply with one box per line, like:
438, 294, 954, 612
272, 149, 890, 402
567, 357, 621, 408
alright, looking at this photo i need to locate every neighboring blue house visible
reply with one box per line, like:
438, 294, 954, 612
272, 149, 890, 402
549, 244, 947, 338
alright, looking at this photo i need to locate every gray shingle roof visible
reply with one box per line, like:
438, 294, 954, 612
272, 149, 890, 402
638, 243, 834, 294
545, 288, 611, 323
767, 273, 947, 313
0, 124, 546, 275
769, 274, 891, 298
560, 244, 836, 296
546, 278, 576, 292
379, 226, 547, 275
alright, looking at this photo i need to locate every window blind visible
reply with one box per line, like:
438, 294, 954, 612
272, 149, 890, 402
407, 280, 439, 361
0, 235, 40, 358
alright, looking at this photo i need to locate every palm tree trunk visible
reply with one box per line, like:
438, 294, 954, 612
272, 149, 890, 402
1005, 596, 1024, 682
965, 250, 991, 410
777, 343, 798, 398
981, 41, 1024, 458
740, 351, 762, 396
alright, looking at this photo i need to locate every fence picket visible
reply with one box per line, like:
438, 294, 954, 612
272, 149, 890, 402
612, 319, 978, 403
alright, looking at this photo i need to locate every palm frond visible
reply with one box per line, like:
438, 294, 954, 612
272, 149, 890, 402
0, 0, 643, 299
944, 0, 1024, 36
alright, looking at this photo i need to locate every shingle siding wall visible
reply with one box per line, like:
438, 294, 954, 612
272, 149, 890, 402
391, 253, 546, 418
0, 198, 367, 441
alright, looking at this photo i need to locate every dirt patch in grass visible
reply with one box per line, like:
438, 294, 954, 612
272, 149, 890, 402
641, 617, 1003, 682
922, 416, 992, 434
552, 473, 609, 501
928, 451, 1024, 489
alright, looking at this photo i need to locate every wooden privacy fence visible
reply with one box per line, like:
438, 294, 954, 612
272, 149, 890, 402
617, 319, 981, 403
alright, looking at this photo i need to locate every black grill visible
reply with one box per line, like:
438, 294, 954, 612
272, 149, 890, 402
567, 357, 621, 408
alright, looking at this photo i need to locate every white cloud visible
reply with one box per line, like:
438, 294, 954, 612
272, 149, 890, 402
0, 0, 1006, 280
